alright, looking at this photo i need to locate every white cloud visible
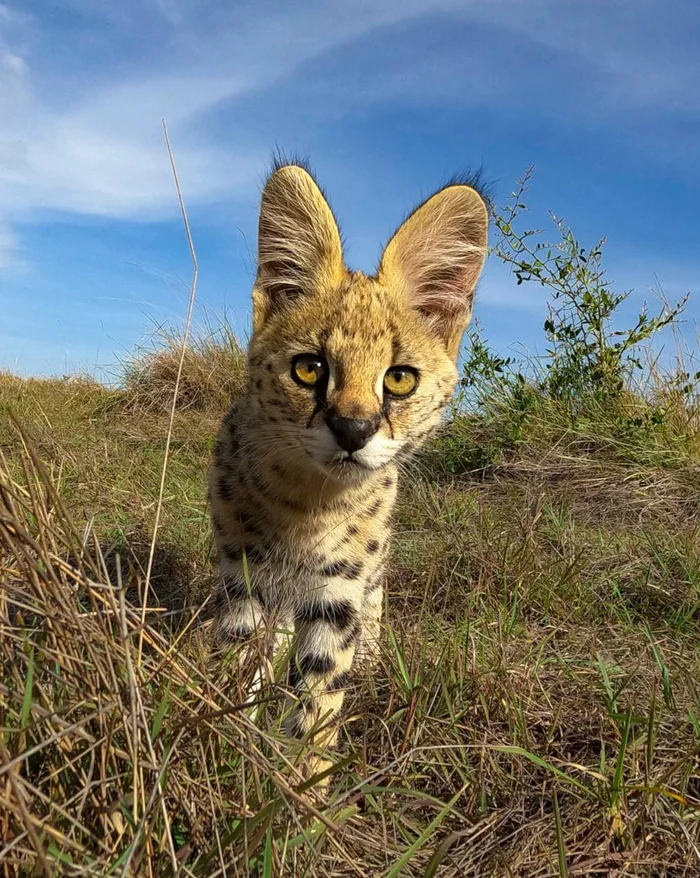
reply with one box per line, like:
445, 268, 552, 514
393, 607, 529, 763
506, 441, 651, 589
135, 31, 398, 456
0, 0, 698, 273
0, 0, 463, 228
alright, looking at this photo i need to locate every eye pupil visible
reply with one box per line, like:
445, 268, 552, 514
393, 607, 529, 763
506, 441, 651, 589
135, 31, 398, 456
292, 354, 327, 387
384, 366, 417, 397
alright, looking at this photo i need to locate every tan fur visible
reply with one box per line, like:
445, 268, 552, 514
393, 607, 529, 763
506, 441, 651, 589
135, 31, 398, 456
208, 164, 488, 773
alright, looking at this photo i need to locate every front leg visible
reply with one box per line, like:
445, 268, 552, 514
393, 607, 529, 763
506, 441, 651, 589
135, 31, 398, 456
209, 567, 280, 702
211, 569, 265, 643
285, 586, 362, 756
359, 572, 384, 662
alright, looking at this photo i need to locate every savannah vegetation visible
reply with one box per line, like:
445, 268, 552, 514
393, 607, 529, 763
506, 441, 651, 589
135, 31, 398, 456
1, 173, 699, 876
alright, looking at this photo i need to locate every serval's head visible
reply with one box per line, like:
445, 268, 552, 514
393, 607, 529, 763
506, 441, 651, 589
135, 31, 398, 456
246, 162, 489, 483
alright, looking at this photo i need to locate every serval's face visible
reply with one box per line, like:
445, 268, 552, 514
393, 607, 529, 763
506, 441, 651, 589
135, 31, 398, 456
247, 163, 488, 483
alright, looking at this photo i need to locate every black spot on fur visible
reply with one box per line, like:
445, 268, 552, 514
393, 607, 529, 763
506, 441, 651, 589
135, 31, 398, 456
328, 671, 352, 691
226, 574, 254, 596
266, 363, 274, 372
288, 661, 302, 690
296, 599, 357, 631
364, 577, 382, 595
222, 543, 242, 562
301, 652, 335, 676
347, 524, 359, 536
256, 379, 262, 390
321, 560, 363, 579
382, 476, 393, 488
217, 474, 233, 502
367, 539, 380, 554
280, 496, 305, 512
290, 652, 335, 687
340, 621, 361, 651
243, 544, 265, 563
284, 709, 308, 738
367, 498, 382, 516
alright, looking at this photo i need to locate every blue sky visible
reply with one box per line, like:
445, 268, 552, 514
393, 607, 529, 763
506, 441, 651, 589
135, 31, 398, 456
1, 0, 698, 379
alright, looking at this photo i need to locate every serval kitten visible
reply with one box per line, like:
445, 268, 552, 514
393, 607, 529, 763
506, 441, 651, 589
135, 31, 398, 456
208, 162, 488, 769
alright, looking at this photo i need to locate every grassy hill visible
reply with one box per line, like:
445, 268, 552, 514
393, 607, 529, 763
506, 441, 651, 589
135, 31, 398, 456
1, 203, 699, 875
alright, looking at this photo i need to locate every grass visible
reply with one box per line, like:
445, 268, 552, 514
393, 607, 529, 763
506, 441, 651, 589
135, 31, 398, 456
2, 334, 699, 877
2, 191, 699, 873
120, 318, 246, 414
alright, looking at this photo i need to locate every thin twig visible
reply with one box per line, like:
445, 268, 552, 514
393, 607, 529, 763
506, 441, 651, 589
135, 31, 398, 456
138, 119, 199, 664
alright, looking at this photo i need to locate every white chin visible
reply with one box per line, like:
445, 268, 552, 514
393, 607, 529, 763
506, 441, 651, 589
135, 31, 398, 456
351, 437, 402, 470
321, 455, 378, 481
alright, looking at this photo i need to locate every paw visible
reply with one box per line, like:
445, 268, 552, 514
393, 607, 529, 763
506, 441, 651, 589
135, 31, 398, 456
293, 751, 335, 796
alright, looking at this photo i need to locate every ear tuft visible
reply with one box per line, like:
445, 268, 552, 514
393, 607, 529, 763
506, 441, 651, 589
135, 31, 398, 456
253, 164, 344, 331
378, 183, 489, 357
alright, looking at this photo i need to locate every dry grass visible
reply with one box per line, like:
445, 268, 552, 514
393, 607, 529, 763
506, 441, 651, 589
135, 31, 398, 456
1, 334, 700, 876
120, 320, 246, 414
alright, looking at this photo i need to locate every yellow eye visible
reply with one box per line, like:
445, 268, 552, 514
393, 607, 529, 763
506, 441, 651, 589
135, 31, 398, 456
383, 366, 418, 398
291, 353, 327, 387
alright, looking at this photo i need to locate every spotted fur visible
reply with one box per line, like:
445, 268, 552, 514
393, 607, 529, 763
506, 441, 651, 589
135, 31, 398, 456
208, 163, 488, 763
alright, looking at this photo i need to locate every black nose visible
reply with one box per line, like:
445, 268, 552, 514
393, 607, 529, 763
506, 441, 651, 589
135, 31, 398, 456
325, 410, 380, 453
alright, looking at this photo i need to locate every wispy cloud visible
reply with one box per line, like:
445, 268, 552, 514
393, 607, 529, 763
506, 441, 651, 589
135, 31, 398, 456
0, 0, 464, 228
2, 0, 698, 254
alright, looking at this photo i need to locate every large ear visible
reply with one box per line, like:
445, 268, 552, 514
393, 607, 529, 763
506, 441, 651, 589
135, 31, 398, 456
378, 183, 489, 358
252, 164, 345, 331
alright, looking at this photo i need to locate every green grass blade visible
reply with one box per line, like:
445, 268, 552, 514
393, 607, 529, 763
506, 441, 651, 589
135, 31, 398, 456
611, 711, 632, 810
493, 746, 592, 796
150, 681, 171, 741
553, 791, 568, 877
263, 821, 273, 878
384, 786, 464, 878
